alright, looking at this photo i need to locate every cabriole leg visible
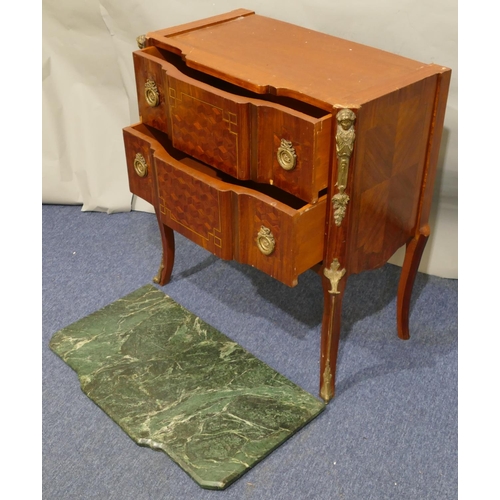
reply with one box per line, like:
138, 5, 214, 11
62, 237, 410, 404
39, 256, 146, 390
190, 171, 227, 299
153, 213, 175, 286
397, 226, 430, 340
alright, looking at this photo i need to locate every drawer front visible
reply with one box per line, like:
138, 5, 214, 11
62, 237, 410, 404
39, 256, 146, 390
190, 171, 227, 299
133, 49, 332, 203
234, 195, 326, 286
123, 127, 155, 205
255, 106, 331, 203
155, 155, 233, 260
133, 50, 170, 135
166, 74, 250, 180
234, 196, 293, 284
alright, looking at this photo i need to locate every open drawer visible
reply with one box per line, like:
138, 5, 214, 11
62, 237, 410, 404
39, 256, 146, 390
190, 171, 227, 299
123, 123, 327, 287
133, 47, 332, 204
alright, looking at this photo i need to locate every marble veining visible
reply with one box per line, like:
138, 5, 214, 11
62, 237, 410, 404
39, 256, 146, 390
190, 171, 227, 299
50, 285, 325, 489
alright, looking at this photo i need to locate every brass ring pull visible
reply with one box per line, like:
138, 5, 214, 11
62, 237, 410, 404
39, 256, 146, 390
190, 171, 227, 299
277, 139, 297, 171
145, 79, 160, 107
134, 153, 148, 177
256, 226, 275, 255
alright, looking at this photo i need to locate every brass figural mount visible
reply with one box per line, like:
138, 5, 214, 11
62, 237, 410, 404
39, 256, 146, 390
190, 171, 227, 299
323, 259, 346, 295
136, 34, 146, 49
333, 109, 356, 226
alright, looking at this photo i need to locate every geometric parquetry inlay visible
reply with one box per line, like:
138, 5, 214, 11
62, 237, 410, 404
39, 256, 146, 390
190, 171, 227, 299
157, 160, 223, 249
168, 84, 239, 177
353, 86, 434, 260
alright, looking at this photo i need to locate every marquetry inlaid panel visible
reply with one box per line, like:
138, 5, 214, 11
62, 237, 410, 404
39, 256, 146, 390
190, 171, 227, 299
167, 78, 248, 179
348, 76, 438, 273
235, 196, 293, 284
254, 106, 331, 203
156, 157, 231, 258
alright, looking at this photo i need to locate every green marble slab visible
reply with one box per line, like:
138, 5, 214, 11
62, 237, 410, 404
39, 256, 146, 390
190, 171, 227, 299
49, 285, 325, 490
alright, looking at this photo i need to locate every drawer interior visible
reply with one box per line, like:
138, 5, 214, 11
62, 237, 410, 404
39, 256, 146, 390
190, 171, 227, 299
135, 123, 324, 211
140, 47, 331, 119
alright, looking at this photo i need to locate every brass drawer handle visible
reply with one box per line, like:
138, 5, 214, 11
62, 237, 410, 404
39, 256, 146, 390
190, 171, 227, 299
277, 139, 297, 171
256, 226, 275, 255
145, 79, 160, 107
134, 153, 148, 177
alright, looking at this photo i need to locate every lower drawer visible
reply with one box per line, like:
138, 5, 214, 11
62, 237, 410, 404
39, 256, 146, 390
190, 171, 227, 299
123, 123, 326, 287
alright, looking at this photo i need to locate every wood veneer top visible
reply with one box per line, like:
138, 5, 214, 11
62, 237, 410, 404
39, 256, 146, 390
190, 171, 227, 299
146, 9, 448, 109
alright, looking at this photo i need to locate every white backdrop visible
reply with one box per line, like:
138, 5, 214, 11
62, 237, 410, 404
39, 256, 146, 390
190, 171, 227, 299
42, 0, 457, 278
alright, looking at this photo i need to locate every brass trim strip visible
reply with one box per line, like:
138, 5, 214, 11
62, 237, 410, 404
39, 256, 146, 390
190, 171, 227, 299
153, 256, 164, 284
321, 258, 346, 402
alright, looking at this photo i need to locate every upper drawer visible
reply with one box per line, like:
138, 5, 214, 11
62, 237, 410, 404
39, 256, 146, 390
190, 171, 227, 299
133, 47, 332, 203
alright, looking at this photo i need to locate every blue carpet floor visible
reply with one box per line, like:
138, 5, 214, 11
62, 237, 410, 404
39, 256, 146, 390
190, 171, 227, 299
42, 204, 457, 499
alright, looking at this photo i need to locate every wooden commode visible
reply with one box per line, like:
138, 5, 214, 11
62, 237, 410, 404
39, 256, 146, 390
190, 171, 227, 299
123, 9, 451, 402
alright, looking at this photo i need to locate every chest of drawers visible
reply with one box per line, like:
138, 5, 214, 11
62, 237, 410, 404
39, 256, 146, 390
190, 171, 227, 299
123, 9, 451, 402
